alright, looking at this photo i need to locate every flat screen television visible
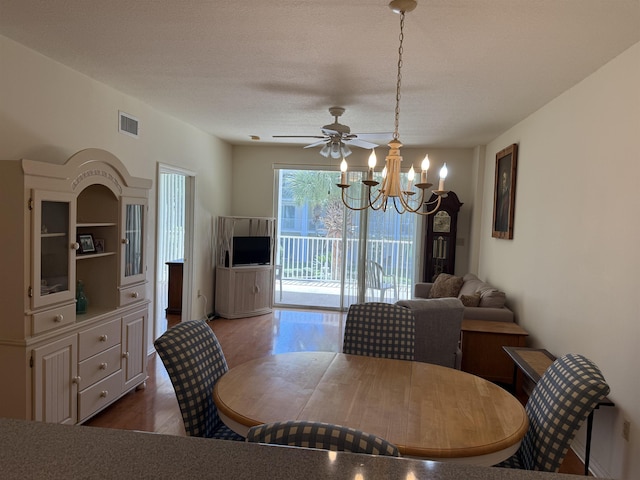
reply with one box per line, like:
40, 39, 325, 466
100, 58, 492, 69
232, 236, 271, 266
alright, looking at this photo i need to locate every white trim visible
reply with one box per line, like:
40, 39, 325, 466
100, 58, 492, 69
272, 163, 340, 171
153, 163, 196, 339
182, 174, 195, 321
159, 163, 196, 177
272, 162, 418, 173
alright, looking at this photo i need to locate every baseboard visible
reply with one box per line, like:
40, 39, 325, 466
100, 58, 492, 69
571, 438, 611, 478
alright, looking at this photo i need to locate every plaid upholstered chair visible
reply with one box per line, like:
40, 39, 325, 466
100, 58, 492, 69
497, 353, 610, 472
153, 320, 244, 441
247, 420, 400, 456
343, 302, 415, 360
395, 298, 464, 368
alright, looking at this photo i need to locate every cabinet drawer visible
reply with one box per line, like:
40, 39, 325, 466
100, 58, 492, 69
78, 318, 121, 361
119, 284, 146, 307
78, 344, 122, 389
78, 370, 123, 421
32, 303, 75, 335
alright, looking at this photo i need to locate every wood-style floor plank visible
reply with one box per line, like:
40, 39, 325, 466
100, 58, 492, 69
83, 308, 586, 475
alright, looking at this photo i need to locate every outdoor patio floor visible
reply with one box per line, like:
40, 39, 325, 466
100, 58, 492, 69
274, 279, 403, 309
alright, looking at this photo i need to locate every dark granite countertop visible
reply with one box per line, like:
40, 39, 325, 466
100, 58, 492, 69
0, 418, 608, 479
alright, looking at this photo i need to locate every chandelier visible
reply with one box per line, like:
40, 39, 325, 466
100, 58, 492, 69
337, 0, 448, 216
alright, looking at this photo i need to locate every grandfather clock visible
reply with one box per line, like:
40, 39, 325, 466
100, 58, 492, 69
423, 191, 463, 282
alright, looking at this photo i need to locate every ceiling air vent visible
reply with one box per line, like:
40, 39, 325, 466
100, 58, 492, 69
118, 111, 139, 138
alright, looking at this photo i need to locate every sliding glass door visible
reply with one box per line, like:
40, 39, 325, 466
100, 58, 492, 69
274, 167, 418, 310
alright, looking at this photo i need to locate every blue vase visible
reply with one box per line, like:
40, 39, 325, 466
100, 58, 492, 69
76, 280, 88, 314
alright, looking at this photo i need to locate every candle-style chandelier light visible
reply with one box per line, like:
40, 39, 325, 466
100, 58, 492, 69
337, 0, 449, 216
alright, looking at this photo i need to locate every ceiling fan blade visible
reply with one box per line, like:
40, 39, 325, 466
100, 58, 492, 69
345, 138, 379, 149
272, 135, 326, 139
352, 132, 395, 141
321, 128, 340, 136
304, 139, 330, 149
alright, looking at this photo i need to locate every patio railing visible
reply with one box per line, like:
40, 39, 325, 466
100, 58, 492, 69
277, 235, 415, 297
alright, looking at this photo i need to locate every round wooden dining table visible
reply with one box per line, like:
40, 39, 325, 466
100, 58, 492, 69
213, 351, 528, 465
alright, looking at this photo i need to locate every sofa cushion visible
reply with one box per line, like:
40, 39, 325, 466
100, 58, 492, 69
428, 273, 464, 299
460, 292, 481, 307
458, 273, 485, 296
457, 273, 507, 309
477, 286, 507, 308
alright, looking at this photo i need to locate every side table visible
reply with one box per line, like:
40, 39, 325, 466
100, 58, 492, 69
460, 319, 529, 384
502, 346, 614, 476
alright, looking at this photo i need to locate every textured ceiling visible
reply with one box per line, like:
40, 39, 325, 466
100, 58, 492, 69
1, 0, 639, 149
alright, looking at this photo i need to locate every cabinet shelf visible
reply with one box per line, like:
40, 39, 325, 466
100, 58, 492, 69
75, 306, 115, 323
41, 232, 67, 238
77, 222, 117, 228
76, 252, 115, 261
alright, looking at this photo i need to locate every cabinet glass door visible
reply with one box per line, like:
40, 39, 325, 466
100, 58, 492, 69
32, 190, 76, 309
120, 197, 147, 286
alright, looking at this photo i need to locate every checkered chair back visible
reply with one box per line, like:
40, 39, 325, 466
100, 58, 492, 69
498, 353, 610, 472
343, 302, 415, 360
247, 420, 400, 457
154, 320, 243, 440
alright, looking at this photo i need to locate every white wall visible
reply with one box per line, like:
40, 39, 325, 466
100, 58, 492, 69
478, 42, 640, 479
0, 35, 234, 346
231, 144, 476, 276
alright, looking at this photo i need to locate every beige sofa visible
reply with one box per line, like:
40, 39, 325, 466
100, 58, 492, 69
414, 273, 514, 323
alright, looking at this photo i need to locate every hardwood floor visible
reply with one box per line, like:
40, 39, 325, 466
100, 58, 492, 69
83, 308, 587, 475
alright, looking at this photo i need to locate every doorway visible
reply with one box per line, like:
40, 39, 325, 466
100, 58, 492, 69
155, 165, 195, 338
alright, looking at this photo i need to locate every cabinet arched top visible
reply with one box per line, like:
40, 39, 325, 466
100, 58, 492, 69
22, 148, 152, 196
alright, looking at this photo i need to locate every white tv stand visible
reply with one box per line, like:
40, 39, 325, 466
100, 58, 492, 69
215, 216, 275, 319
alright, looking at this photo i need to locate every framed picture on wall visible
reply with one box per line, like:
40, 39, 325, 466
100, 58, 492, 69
492, 144, 518, 239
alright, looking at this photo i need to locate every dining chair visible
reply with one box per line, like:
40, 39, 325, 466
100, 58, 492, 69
153, 320, 244, 441
343, 302, 415, 360
395, 298, 464, 369
496, 353, 610, 472
365, 260, 398, 302
247, 420, 400, 456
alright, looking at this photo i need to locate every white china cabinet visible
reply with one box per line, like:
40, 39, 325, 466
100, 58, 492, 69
0, 148, 152, 424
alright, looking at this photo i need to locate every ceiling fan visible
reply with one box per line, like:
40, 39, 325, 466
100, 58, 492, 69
273, 107, 388, 158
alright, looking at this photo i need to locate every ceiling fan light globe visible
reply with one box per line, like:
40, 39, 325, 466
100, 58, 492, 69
341, 144, 352, 157
320, 145, 331, 157
330, 142, 341, 158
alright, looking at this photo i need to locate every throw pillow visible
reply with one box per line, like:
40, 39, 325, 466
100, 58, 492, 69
428, 273, 464, 299
460, 292, 481, 307
478, 288, 507, 308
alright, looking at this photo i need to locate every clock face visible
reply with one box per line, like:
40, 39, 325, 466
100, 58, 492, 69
433, 211, 451, 233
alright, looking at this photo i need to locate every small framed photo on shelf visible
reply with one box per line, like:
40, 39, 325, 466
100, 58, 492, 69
78, 234, 96, 254
94, 238, 105, 253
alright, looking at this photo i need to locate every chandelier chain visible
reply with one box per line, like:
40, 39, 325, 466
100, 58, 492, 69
394, 11, 405, 140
